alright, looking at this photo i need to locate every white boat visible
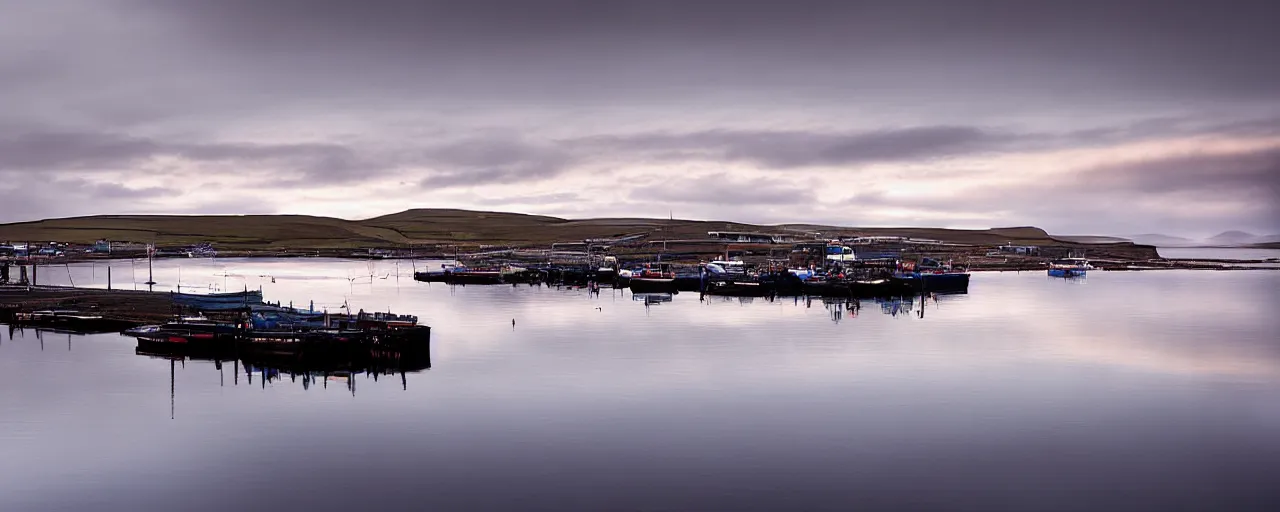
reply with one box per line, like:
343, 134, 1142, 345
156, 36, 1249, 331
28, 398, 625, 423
1048, 258, 1093, 277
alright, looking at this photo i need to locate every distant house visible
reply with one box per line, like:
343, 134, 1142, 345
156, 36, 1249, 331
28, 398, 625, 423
707, 231, 784, 244
999, 244, 1040, 255
848, 236, 905, 244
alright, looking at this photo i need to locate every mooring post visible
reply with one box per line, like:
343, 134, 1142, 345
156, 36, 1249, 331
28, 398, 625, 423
107, 266, 112, 290
31, 263, 36, 286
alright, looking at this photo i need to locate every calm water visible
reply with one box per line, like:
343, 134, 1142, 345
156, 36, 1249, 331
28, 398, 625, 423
3, 259, 1279, 511
1157, 247, 1280, 261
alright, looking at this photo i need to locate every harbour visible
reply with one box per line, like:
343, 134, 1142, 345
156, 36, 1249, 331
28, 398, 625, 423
2, 260, 1277, 511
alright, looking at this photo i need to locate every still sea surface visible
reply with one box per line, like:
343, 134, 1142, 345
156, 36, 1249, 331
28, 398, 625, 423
3, 259, 1278, 511
1156, 246, 1280, 261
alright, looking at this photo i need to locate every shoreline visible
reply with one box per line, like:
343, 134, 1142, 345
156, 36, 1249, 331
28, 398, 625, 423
4, 253, 1278, 271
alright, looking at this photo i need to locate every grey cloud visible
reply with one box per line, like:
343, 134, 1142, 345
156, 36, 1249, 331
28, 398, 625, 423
3, 0, 1279, 234
0, 174, 175, 222
474, 193, 582, 206
0, 132, 159, 171
578, 127, 1001, 169
138, 0, 1280, 104
420, 167, 556, 188
54, 179, 174, 200
0, 128, 577, 187
1082, 149, 1280, 199
157, 198, 277, 216
0, 129, 374, 182
838, 146, 1280, 235
629, 174, 816, 205
417, 137, 574, 188
571, 117, 1280, 170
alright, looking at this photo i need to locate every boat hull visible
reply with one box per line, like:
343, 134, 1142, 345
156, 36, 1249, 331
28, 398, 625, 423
446, 273, 504, 285
673, 275, 704, 292
894, 272, 971, 293
413, 271, 448, 283
1048, 268, 1087, 278
848, 279, 916, 298
802, 281, 851, 297
703, 281, 776, 297
629, 278, 678, 293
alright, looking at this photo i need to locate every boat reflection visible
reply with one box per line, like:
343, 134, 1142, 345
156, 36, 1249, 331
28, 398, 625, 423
632, 293, 674, 306
135, 337, 431, 417
5, 324, 90, 351
816, 292, 967, 322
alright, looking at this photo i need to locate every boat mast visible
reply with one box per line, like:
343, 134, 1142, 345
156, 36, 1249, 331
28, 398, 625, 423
145, 243, 156, 287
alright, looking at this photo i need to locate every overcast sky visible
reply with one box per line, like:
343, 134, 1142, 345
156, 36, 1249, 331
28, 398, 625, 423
1, 0, 1277, 237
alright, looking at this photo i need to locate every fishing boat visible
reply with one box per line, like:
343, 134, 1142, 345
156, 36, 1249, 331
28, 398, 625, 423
673, 267, 704, 292
414, 262, 463, 282
171, 290, 264, 310
595, 255, 618, 282
893, 258, 971, 293
12, 309, 136, 333
703, 280, 775, 297
124, 316, 244, 353
447, 269, 503, 285
631, 292, 673, 305
126, 308, 426, 358
848, 278, 916, 298
615, 268, 634, 287
801, 276, 852, 297
628, 263, 678, 293
1048, 258, 1093, 278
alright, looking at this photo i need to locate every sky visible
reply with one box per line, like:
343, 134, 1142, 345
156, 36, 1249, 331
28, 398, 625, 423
0, 0, 1277, 238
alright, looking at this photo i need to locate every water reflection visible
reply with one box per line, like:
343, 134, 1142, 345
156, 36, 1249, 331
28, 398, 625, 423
3, 263, 1278, 512
5, 324, 86, 351
632, 292, 673, 307
134, 337, 432, 409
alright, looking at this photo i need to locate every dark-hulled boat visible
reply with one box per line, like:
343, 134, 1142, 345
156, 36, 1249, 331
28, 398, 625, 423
125, 310, 428, 360
848, 278, 916, 298
629, 264, 678, 293
12, 310, 138, 333
703, 280, 776, 297
893, 259, 972, 293
801, 279, 852, 297
446, 269, 504, 285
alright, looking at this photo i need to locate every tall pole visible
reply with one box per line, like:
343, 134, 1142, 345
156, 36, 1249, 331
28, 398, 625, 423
145, 244, 156, 287
170, 358, 175, 420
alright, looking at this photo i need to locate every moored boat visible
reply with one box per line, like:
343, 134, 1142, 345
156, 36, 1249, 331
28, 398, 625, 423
629, 263, 678, 293
801, 278, 852, 297
893, 259, 971, 293
171, 290, 264, 310
1048, 258, 1092, 277
595, 255, 619, 282
446, 268, 504, 285
703, 280, 776, 297
848, 278, 916, 298
12, 309, 138, 333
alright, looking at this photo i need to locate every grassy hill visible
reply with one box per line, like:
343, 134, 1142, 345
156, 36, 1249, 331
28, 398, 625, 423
0, 208, 1078, 250
0, 214, 409, 249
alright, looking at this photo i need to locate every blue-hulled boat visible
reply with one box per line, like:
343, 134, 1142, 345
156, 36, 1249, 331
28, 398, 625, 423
171, 290, 264, 310
1048, 258, 1092, 278
893, 259, 971, 293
